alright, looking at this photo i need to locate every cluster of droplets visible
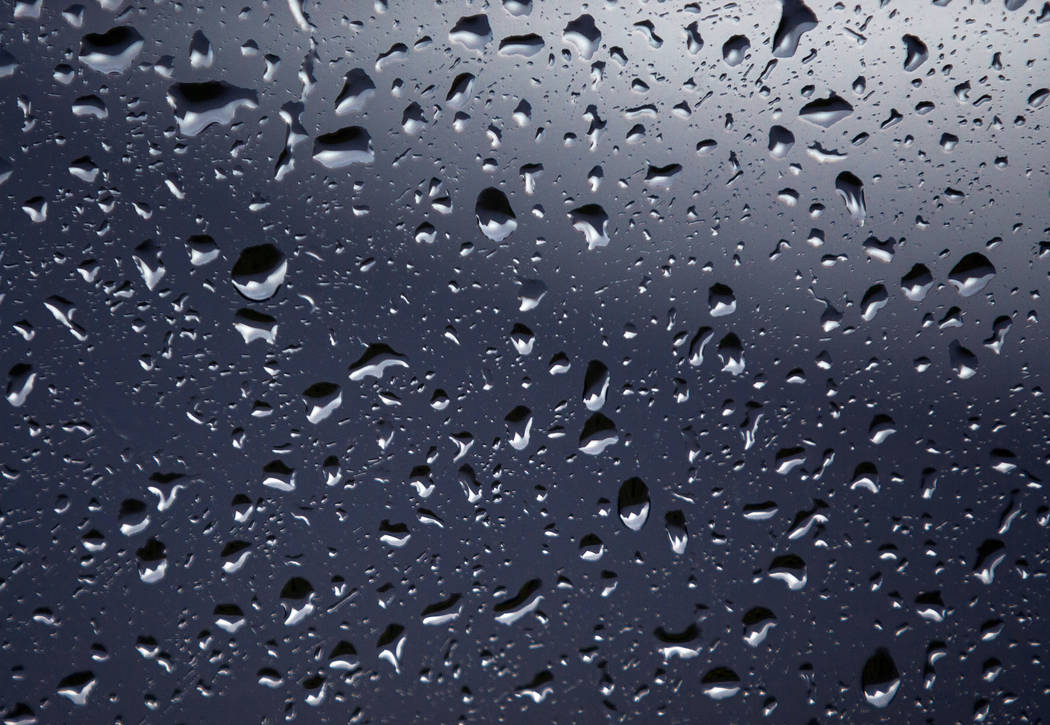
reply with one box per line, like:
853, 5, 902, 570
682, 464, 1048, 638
1, 0, 1050, 722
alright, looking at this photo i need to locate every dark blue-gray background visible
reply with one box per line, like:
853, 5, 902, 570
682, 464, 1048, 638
1, 0, 1049, 722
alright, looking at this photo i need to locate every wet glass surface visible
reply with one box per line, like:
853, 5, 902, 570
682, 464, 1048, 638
1, 0, 1049, 722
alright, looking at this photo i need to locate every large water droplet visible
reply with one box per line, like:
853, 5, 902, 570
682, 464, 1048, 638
861, 648, 901, 708
475, 188, 517, 241
231, 244, 287, 301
